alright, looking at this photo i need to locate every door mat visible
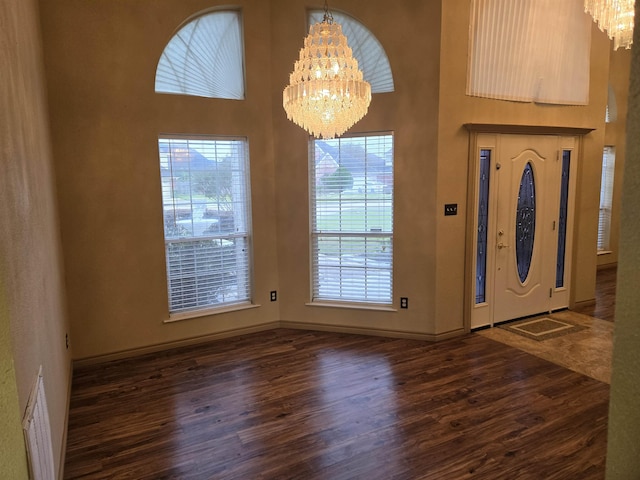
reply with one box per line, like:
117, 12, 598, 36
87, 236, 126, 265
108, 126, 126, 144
498, 317, 587, 341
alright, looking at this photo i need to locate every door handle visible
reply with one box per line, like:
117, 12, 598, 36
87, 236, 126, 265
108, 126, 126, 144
497, 242, 509, 249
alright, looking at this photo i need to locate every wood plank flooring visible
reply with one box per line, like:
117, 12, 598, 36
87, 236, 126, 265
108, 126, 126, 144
64, 330, 609, 479
573, 264, 617, 322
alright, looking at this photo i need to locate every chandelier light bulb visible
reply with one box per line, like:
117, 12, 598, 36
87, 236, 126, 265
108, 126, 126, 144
584, 0, 635, 50
283, 19, 371, 139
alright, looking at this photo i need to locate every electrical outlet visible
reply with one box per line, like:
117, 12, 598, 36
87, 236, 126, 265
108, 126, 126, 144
270, 291, 277, 302
400, 297, 408, 309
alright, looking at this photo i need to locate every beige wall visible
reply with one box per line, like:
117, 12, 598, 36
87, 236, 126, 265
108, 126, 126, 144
600, 48, 632, 266
39, 0, 446, 361
39, 0, 281, 360
272, 0, 443, 337
3, 0, 630, 473
606, 6, 640, 476
39, 0, 614, 362
0, 0, 71, 476
439, 0, 612, 317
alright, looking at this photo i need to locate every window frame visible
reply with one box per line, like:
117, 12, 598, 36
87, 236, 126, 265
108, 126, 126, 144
308, 132, 394, 307
158, 134, 254, 321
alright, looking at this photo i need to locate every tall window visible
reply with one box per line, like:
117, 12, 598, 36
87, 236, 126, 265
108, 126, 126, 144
598, 146, 616, 252
159, 136, 252, 315
310, 133, 393, 304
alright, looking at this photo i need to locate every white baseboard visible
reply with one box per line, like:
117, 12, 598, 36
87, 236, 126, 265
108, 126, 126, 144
73, 321, 467, 367
58, 358, 73, 480
73, 321, 280, 367
280, 320, 466, 342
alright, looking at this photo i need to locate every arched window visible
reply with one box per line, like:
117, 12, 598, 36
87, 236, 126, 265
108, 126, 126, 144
309, 10, 394, 93
155, 10, 245, 100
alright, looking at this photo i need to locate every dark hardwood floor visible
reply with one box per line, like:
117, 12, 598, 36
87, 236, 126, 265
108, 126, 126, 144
64, 329, 609, 479
573, 264, 617, 322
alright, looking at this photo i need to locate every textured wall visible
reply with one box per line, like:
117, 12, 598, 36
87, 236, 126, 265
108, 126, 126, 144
600, 48, 632, 266
40, 0, 615, 361
438, 0, 611, 325
606, 5, 640, 477
0, 0, 71, 476
39, 0, 281, 360
272, 0, 442, 336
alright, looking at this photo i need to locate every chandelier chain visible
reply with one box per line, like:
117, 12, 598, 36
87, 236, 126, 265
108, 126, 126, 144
323, 0, 334, 24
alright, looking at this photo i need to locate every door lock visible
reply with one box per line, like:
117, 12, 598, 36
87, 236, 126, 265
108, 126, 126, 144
497, 242, 509, 249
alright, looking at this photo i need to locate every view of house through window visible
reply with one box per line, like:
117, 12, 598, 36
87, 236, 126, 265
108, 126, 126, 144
159, 136, 252, 315
310, 133, 394, 304
598, 146, 616, 252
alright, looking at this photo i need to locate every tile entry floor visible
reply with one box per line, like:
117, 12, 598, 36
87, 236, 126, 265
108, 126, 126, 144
476, 310, 613, 384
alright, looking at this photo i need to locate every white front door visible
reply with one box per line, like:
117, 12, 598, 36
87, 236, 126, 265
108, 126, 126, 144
470, 134, 577, 328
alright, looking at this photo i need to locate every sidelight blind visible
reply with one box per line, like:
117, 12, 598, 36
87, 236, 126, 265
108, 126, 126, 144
159, 136, 252, 314
310, 134, 393, 304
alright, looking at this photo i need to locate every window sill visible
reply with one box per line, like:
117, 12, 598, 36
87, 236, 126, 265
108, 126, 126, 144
305, 301, 397, 312
164, 302, 260, 323
597, 250, 613, 256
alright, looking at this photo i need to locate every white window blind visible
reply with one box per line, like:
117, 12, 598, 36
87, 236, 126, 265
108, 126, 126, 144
155, 10, 245, 100
159, 136, 252, 314
309, 10, 394, 93
310, 134, 393, 304
598, 146, 616, 251
467, 0, 591, 104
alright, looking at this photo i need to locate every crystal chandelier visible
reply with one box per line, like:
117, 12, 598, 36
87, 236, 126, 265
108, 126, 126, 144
584, 0, 635, 50
283, 2, 371, 139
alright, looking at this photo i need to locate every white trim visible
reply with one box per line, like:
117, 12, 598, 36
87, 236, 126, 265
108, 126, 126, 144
73, 321, 279, 367
305, 301, 397, 312
281, 321, 465, 342
164, 302, 260, 323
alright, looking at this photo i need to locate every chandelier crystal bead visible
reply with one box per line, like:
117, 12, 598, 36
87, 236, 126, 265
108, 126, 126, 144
584, 0, 635, 50
283, 19, 371, 139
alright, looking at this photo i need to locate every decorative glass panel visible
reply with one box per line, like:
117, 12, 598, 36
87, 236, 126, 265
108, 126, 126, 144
515, 162, 536, 283
476, 149, 491, 304
556, 150, 571, 288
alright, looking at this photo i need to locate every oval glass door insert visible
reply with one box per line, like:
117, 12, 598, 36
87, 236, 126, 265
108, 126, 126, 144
515, 162, 536, 283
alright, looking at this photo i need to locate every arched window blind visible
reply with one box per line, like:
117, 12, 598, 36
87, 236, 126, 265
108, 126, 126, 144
155, 10, 245, 100
309, 10, 394, 93
467, 0, 591, 104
